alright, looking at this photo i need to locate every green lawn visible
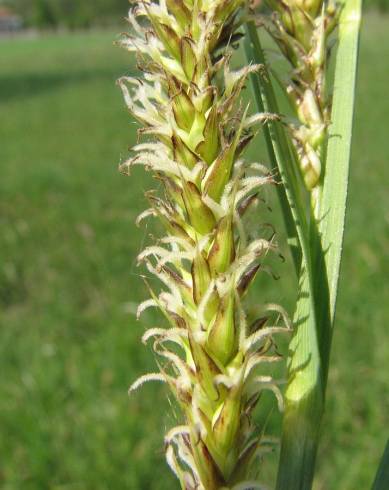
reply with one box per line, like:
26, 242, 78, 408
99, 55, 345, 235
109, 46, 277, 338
0, 14, 388, 490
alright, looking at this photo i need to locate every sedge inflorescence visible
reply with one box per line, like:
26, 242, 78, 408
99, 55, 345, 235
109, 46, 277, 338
118, 1, 291, 488
262, 0, 340, 191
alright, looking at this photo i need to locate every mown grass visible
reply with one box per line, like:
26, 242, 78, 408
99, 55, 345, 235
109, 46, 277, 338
0, 14, 388, 490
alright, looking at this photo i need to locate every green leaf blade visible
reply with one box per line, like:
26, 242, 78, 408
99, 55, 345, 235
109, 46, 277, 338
371, 440, 389, 490
319, 0, 363, 323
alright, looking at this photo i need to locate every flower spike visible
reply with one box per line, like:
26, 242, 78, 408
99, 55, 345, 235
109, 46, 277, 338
260, 0, 340, 192
119, 1, 290, 488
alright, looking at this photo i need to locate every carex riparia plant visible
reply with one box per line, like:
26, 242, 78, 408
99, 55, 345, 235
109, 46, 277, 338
117, 0, 291, 488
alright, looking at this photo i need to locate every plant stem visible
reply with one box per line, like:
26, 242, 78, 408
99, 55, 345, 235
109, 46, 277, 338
245, 0, 362, 485
244, 23, 322, 488
243, 26, 301, 275
280, 0, 362, 487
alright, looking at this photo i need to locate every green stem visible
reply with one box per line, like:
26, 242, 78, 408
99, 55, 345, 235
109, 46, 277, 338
243, 27, 301, 275
245, 0, 362, 485
282, 0, 362, 486
279, 0, 362, 484
244, 22, 323, 488
244, 22, 307, 275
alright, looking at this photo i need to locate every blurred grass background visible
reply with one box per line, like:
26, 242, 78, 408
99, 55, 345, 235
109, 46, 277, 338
0, 12, 388, 490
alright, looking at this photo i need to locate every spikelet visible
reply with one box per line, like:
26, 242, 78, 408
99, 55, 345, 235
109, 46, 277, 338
260, 0, 340, 191
118, 1, 291, 488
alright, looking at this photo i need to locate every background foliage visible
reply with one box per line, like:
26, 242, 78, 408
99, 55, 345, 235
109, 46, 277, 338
3, 0, 129, 28
0, 11, 388, 490
364, 0, 389, 10
3, 0, 389, 28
